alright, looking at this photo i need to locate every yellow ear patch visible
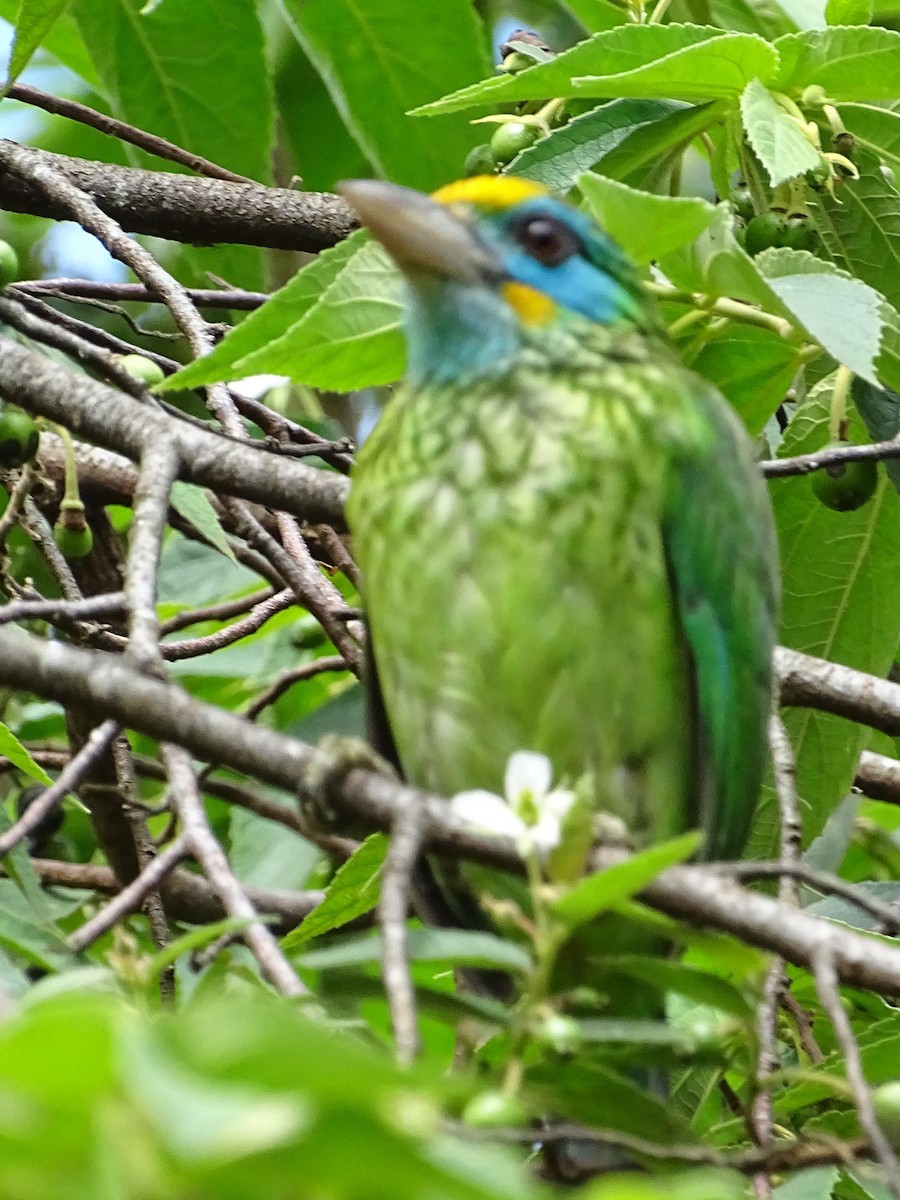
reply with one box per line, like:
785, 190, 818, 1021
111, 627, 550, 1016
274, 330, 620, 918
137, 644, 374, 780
432, 175, 549, 212
501, 281, 556, 325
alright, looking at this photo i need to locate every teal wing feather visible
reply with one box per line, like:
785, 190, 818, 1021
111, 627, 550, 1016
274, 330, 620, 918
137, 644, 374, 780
663, 383, 779, 861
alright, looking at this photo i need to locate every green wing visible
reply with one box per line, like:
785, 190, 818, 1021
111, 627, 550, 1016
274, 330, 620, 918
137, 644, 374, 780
663, 384, 779, 861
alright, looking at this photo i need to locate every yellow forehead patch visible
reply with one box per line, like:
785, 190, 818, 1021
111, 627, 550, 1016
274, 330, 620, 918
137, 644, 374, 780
501, 281, 555, 325
432, 175, 549, 212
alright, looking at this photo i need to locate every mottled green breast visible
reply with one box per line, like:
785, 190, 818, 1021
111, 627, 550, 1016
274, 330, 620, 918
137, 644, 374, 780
348, 326, 747, 849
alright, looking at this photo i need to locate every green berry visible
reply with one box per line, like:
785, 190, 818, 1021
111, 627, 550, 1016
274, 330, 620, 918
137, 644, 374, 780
535, 1013, 582, 1055
733, 217, 747, 249
874, 1082, 900, 1144
0, 406, 39, 468
462, 1090, 528, 1128
779, 214, 817, 252
0, 240, 20, 288
744, 210, 789, 256
489, 122, 539, 167
811, 444, 878, 512
53, 520, 93, 560
463, 143, 497, 178
727, 183, 754, 222
498, 51, 534, 74
116, 354, 166, 388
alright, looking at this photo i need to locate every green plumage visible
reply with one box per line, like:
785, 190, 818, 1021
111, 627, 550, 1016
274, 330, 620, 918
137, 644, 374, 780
349, 322, 777, 860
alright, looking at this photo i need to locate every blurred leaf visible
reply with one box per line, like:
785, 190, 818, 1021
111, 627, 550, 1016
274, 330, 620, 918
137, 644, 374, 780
282, 0, 491, 190
281, 832, 387, 949
163, 233, 405, 392
0, 880, 73, 972
73, 0, 272, 181
0, 722, 52, 786
739, 79, 820, 186
562, 0, 630, 31
0, 0, 98, 84
579, 173, 716, 262
600, 956, 755, 1018
773, 1167, 841, 1198
528, 1058, 688, 1140
230, 804, 320, 893
295, 927, 532, 974
750, 381, 900, 855
169, 483, 236, 564
772, 27, 900, 99
803, 881, 900, 930
802, 793, 859, 873
413, 26, 778, 115
8, 0, 72, 83
825, 0, 872, 22
580, 1170, 746, 1199
553, 832, 702, 927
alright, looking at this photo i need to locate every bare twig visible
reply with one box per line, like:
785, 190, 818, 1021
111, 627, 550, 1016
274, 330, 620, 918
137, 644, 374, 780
0, 140, 356, 251
5, 82, 254, 184
0, 592, 127, 627
380, 799, 425, 1064
17, 278, 268, 310
68, 834, 190, 953
761, 439, 900, 479
244, 656, 348, 720
812, 944, 900, 1199
161, 745, 306, 995
0, 719, 120, 859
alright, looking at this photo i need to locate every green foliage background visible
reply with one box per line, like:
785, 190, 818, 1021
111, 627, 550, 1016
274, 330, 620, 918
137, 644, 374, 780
0, 1, 899, 1198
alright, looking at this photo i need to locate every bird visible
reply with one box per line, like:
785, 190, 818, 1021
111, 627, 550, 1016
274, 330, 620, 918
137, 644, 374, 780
339, 174, 779, 871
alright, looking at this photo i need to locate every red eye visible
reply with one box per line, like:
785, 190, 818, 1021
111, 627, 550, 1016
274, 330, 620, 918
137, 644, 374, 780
514, 216, 579, 267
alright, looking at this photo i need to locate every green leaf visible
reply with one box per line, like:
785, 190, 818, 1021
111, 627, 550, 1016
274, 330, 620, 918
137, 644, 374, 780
750, 379, 900, 855
508, 98, 692, 189
230, 805, 320, 894
600, 957, 755, 1018
169, 483, 236, 564
281, 0, 491, 191
413, 25, 778, 115
295, 927, 532, 974
739, 79, 821, 186
773, 27, 900, 100
162, 232, 405, 393
562, 0, 630, 32
281, 833, 387, 949
579, 173, 716, 263
825, 0, 872, 23
659, 202, 783, 308
754, 246, 885, 386
553, 832, 702, 927
839, 103, 900, 174
807, 149, 900, 325
8, 0, 73, 83
686, 324, 803, 436
773, 1167, 841, 1199
0, 722, 52, 786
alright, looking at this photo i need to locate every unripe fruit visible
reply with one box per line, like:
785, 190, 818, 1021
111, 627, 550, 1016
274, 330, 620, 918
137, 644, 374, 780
780, 214, 817, 252
873, 1082, 900, 1144
53, 521, 93, 559
462, 1090, 528, 1128
489, 122, 539, 166
116, 354, 166, 388
811, 445, 878, 512
0, 406, 39, 467
744, 211, 788, 256
0, 239, 20, 287
498, 51, 534, 73
464, 143, 497, 177
727, 184, 754, 222
535, 1013, 582, 1055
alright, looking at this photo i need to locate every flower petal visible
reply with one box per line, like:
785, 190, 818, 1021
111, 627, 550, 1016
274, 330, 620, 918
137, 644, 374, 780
504, 751, 552, 805
530, 813, 563, 851
450, 791, 527, 839
542, 788, 576, 820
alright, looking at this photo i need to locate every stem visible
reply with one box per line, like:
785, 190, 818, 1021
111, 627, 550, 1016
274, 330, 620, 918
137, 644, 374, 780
55, 424, 81, 506
829, 365, 852, 442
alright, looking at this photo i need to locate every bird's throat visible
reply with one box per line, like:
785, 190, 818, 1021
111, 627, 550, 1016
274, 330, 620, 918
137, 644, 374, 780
403, 276, 520, 388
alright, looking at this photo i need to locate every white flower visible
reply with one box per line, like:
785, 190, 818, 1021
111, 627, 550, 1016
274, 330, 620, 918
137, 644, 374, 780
449, 751, 575, 853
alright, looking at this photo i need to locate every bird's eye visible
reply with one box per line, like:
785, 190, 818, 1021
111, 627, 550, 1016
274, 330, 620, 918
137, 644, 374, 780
513, 215, 580, 267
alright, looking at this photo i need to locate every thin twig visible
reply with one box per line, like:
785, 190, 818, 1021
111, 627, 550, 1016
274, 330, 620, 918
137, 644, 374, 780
5, 81, 254, 183
0, 719, 120, 859
380, 798, 425, 1064
68, 834, 190, 953
0, 592, 127, 626
812, 943, 900, 1199
244, 657, 348, 721
17, 278, 268, 309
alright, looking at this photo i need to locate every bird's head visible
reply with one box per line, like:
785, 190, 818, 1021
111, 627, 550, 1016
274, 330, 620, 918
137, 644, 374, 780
339, 176, 655, 385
